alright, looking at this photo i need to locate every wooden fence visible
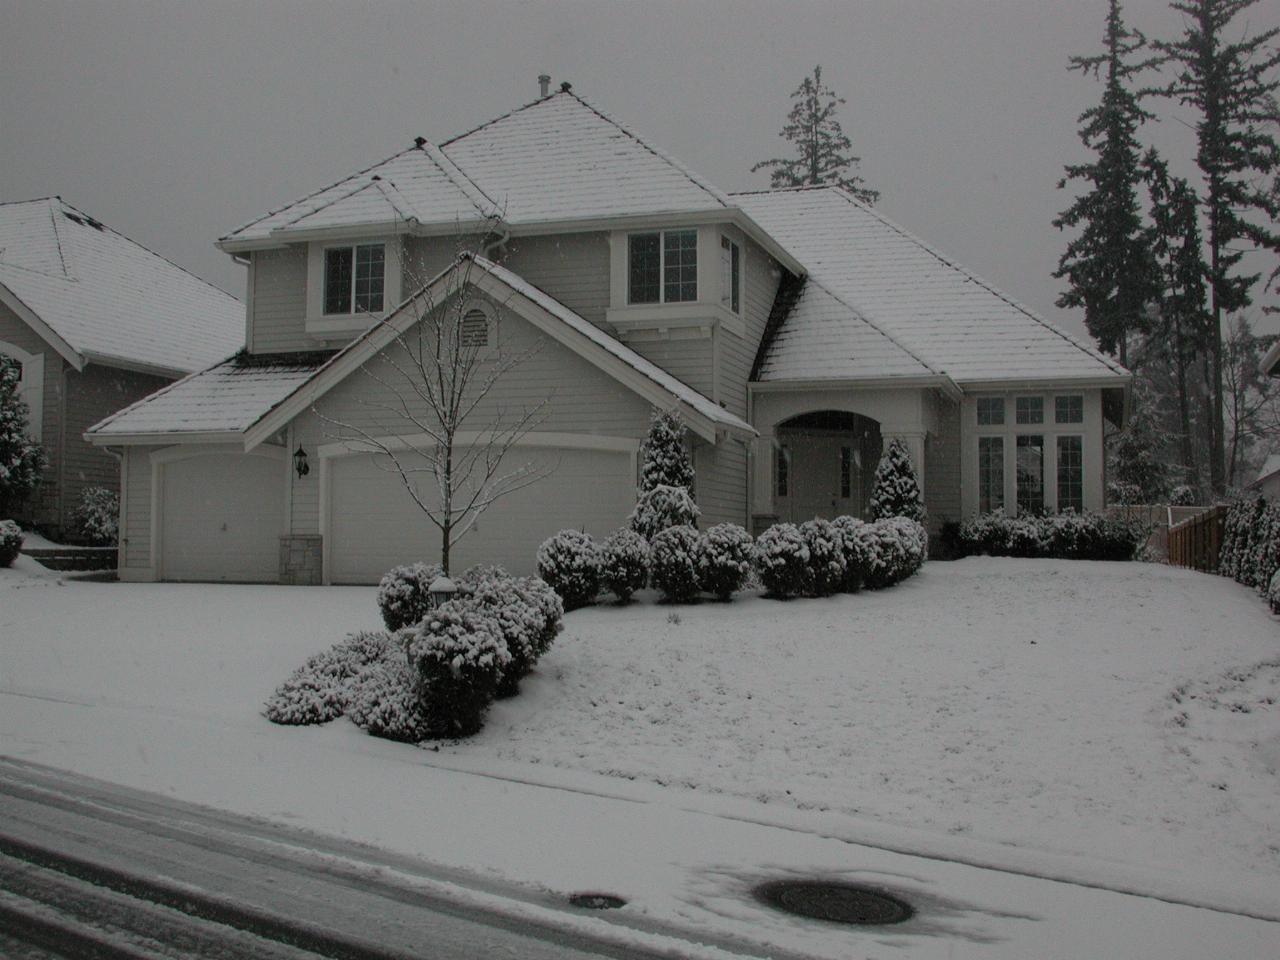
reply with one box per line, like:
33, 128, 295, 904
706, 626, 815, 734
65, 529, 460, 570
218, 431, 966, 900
1167, 505, 1226, 572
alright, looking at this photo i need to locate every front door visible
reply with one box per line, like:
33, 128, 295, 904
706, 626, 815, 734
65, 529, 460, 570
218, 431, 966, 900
777, 431, 859, 522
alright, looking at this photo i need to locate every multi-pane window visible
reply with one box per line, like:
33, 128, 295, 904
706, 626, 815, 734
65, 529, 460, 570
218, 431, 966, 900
720, 235, 741, 314
1016, 396, 1044, 424
1016, 435, 1045, 515
628, 234, 661, 304
979, 436, 1004, 513
324, 243, 384, 315
976, 397, 1005, 425
1055, 395, 1083, 424
775, 445, 790, 497
1057, 435, 1083, 512
460, 309, 489, 348
663, 230, 698, 302
840, 446, 852, 499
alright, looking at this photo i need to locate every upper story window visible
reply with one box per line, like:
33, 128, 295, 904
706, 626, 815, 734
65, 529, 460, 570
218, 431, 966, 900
1015, 395, 1044, 425
720, 236, 741, 314
976, 396, 1004, 426
628, 230, 697, 305
324, 243, 385, 315
1055, 395, 1083, 424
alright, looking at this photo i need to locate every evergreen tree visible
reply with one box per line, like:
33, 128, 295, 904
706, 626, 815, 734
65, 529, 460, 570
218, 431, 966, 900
638, 409, 695, 495
0, 355, 47, 519
1142, 148, 1211, 489
1053, 0, 1158, 368
1107, 378, 1172, 502
1153, 0, 1280, 494
752, 65, 879, 204
869, 438, 925, 522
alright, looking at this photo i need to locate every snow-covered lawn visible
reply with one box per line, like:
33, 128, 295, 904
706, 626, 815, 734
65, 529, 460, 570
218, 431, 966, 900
2, 554, 1278, 910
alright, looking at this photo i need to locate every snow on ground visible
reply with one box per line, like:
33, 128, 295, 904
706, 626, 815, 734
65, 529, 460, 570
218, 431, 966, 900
2, 556, 1279, 957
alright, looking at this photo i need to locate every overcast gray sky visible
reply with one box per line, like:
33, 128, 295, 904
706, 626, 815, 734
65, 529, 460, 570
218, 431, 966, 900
2, 0, 1277, 341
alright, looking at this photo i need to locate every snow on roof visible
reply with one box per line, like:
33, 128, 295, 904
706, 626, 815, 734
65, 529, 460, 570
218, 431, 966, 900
0, 198, 243, 373
88, 353, 329, 439
220, 143, 497, 245
1252, 454, 1280, 488
735, 187, 1129, 385
470, 255, 752, 435
439, 91, 731, 224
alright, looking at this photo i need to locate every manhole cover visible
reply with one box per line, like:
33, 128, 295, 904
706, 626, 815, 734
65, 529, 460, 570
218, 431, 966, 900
569, 892, 626, 910
755, 880, 913, 925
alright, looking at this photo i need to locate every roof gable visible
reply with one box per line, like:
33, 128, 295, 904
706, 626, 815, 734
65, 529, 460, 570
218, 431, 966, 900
736, 187, 1128, 385
0, 197, 242, 374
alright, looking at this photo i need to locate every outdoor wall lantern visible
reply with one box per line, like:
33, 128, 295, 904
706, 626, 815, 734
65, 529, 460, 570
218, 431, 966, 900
293, 444, 310, 479
428, 575, 457, 609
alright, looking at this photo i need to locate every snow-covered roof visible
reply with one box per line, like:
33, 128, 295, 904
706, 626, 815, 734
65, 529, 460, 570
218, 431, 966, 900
1263, 340, 1280, 379
0, 197, 243, 374
1252, 454, 1280, 488
220, 143, 498, 245
87, 353, 328, 441
735, 187, 1129, 386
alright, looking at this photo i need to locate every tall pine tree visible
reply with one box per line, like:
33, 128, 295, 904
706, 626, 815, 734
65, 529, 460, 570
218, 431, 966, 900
1053, 0, 1158, 368
638, 409, 695, 496
0, 355, 47, 519
752, 65, 879, 204
1153, 0, 1280, 494
869, 439, 925, 523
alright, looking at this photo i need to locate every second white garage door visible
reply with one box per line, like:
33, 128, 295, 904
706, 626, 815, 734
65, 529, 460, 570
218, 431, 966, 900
326, 443, 636, 583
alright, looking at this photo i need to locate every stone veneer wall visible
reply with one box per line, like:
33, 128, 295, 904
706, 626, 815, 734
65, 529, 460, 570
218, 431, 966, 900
279, 535, 323, 585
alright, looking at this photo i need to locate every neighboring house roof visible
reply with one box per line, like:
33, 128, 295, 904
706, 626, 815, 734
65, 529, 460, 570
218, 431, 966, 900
87, 352, 330, 442
88, 255, 752, 448
1250, 453, 1280, 489
735, 186, 1130, 387
0, 197, 243, 375
1263, 340, 1280, 379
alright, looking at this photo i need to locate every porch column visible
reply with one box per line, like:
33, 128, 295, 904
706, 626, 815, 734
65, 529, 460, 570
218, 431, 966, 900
750, 424, 777, 531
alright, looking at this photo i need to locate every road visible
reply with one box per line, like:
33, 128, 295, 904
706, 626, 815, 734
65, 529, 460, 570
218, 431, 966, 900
0, 758, 751, 960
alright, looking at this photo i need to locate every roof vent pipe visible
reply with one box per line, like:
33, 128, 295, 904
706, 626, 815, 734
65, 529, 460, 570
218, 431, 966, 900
538, 74, 551, 98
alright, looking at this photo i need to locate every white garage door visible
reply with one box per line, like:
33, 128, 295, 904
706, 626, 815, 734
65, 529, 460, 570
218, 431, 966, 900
327, 445, 635, 583
160, 452, 284, 582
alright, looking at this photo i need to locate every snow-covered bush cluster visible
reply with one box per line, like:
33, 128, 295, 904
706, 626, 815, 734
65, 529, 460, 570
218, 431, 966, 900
1219, 497, 1280, 612
72, 486, 119, 545
536, 529, 601, 610
599, 528, 649, 602
951, 511, 1146, 561
376, 561, 443, 630
1168, 484, 1198, 507
861, 516, 928, 589
801, 518, 846, 596
831, 515, 876, 592
752, 523, 811, 598
0, 518, 22, 567
628, 484, 700, 540
649, 524, 701, 602
695, 522, 755, 600
267, 567, 564, 741
752, 515, 926, 599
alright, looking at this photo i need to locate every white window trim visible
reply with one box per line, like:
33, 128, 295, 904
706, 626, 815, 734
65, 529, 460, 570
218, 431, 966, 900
720, 234, 742, 316
626, 228, 698, 306
973, 392, 1088, 516
1054, 433, 1086, 512
305, 237, 401, 338
0, 340, 43, 442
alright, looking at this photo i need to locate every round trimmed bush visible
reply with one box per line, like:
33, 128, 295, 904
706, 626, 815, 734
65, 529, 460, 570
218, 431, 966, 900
72, 486, 119, 545
600, 528, 650, 602
800, 518, 846, 597
536, 529, 601, 610
695, 523, 754, 600
410, 599, 510, 738
461, 567, 547, 697
831, 516, 874, 592
629, 484, 701, 540
519, 576, 564, 657
347, 654, 430, 743
377, 562, 442, 630
650, 525, 702, 602
0, 519, 22, 568
753, 523, 811, 599
263, 630, 393, 725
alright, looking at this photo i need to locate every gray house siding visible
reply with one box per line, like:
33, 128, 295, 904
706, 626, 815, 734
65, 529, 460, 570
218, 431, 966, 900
248, 247, 309, 354
503, 233, 612, 332
924, 390, 962, 534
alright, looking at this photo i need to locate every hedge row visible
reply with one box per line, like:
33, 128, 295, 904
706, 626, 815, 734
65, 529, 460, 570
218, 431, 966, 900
1219, 497, 1280, 614
939, 511, 1147, 561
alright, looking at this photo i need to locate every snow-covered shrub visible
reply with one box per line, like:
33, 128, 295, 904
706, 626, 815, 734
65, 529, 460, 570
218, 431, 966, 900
800, 518, 846, 597
649, 525, 702, 603
0, 355, 47, 519
1107, 481, 1143, 506
536, 529, 601, 610
410, 599, 510, 737
0, 518, 22, 568
869, 438, 925, 523
347, 653, 430, 743
695, 522, 754, 600
639, 408, 695, 495
461, 568, 549, 696
1254, 503, 1280, 598
831, 516, 875, 591
72, 486, 118, 545
1269, 568, 1280, 616
753, 523, 811, 599
599, 528, 649, 602
1168, 484, 1197, 507
263, 631, 392, 725
377, 562, 443, 631
954, 511, 1144, 561
628, 484, 701, 540
518, 576, 564, 657
863, 517, 926, 589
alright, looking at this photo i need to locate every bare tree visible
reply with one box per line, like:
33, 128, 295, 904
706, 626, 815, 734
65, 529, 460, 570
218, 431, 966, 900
1223, 314, 1280, 487
316, 229, 550, 574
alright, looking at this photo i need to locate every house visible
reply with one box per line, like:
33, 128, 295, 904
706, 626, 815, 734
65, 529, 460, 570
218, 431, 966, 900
86, 86, 1128, 584
1264, 340, 1280, 379
1249, 454, 1280, 500
1, 197, 242, 535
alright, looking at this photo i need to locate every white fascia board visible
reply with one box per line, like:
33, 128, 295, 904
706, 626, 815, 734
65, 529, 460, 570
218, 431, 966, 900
1262, 340, 1280, 378
750, 375, 962, 401
81, 352, 190, 379
728, 209, 807, 278
85, 429, 246, 447
956, 374, 1131, 392
0, 281, 84, 371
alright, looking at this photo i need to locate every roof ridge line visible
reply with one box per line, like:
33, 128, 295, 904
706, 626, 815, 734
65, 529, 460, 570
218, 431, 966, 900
0, 195, 62, 207
438, 92, 558, 148
418, 140, 500, 219
804, 273, 942, 376
824, 187, 1128, 376
46, 198, 73, 280
730, 184, 830, 197
277, 178, 388, 229
219, 145, 419, 241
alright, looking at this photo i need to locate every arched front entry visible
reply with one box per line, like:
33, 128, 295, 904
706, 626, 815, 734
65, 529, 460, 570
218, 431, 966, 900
773, 410, 882, 522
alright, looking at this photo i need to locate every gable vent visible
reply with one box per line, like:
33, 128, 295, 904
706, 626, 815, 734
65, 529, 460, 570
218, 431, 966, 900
461, 309, 489, 348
